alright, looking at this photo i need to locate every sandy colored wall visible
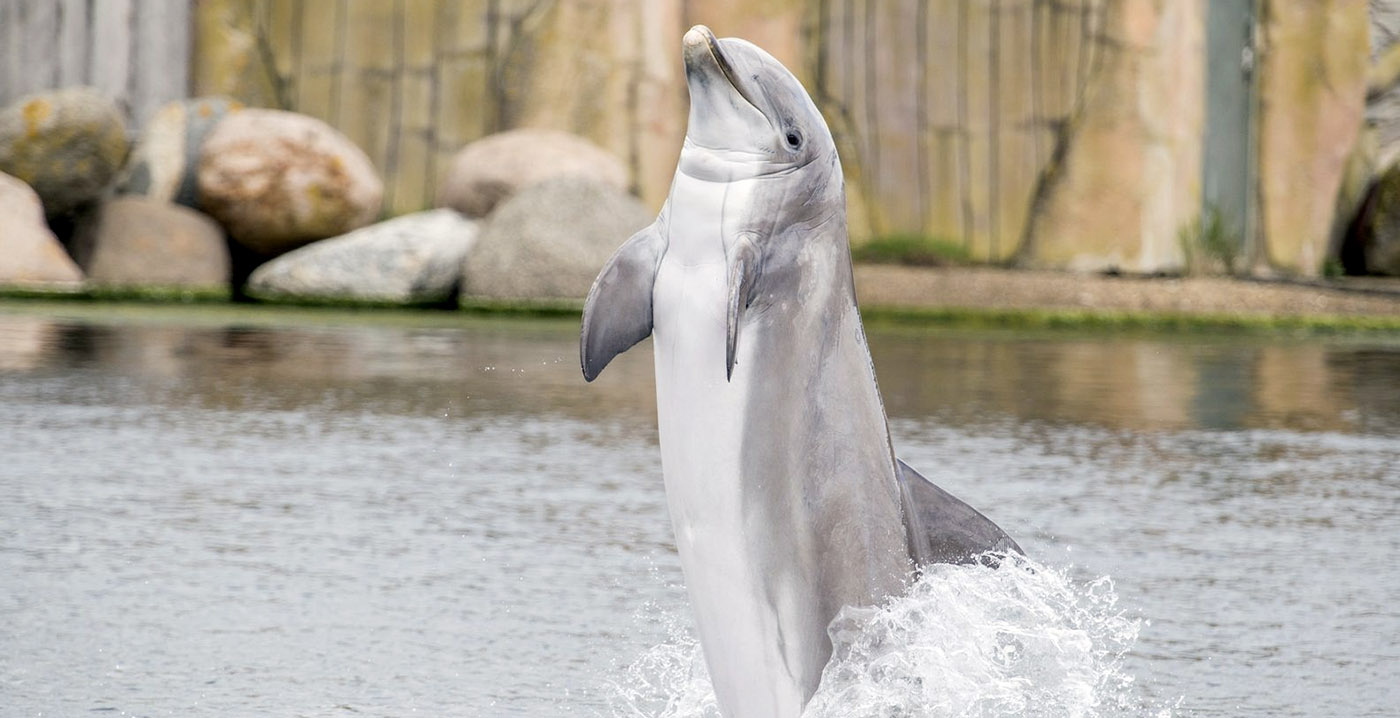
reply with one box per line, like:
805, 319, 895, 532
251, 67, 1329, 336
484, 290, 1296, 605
1020, 0, 1206, 274
4, 0, 1369, 275
0, 0, 191, 128
1254, 0, 1368, 275
191, 0, 1104, 259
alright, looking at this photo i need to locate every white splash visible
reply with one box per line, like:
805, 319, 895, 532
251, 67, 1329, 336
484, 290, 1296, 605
605, 557, 1170, 718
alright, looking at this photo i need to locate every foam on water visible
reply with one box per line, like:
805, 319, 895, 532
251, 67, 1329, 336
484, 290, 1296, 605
606, 557, 1173, 718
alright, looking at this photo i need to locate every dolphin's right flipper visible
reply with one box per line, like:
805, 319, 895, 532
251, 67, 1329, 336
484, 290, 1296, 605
895, 459, 1023, 567
581, 223, 667, 382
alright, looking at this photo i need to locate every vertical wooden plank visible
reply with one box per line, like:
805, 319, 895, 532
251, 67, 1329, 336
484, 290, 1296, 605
392, 0, 439, 210
870, 0, 921, 236
383, 0, 406, 211
264, 0, 298, 107
925, 1, 962, 240
392, 71, 434, 213
954, 0, 976, 249
131, 0, 192, 127
402, 0, 437, 68
18, 0, 60, 95
331, 0, 349, 126
89, 0, 134, 110
56, 0, 92, 87
338, 1, 398, 186
963, 0, 992, 258
997, 0, 1034, 261
986, 0, 1001, 259
434, 0, 492, 172
297, 0, 340, 123
635, 0, 685, 209
0, 1, 16, 101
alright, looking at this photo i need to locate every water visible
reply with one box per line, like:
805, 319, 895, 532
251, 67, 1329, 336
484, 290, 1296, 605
1, 304, 1397, 717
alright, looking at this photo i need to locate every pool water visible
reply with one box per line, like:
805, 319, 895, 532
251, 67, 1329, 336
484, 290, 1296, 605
1, 305, 1396, 716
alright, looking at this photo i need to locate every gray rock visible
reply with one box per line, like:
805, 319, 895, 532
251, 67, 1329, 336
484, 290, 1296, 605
436, 129, 629, 218
246, 209, 478, 304
0, 87, 128, 217
462, 177, 651, 300
1357, 159, 1400, 274
70, 197, 229, 290
117, 97, 242, 208
0, 171, 83, 287
197, 109, 383, 257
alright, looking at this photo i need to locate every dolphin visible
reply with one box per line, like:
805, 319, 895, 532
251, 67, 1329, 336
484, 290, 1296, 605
580, 25, 1021, 717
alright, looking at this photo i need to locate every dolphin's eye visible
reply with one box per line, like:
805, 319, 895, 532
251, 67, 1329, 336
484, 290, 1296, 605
785, 131, 802, 150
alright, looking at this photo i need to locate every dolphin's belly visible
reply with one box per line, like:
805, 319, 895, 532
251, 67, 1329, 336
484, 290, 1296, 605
652, 257, 810, 717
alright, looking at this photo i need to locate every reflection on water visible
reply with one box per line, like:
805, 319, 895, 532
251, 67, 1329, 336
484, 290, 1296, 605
1, 306, 1397, 716
4, 311, 1398, 434
871, 327, 1400, 434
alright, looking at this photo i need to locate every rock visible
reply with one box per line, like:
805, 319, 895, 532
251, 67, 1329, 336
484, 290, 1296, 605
1348, 159, 1400, 274
196, 108, 383, 256
118, 97, 242, 208
436, 129, 629, 218
69, 197, 230, 290
462, 177, 650, 300
0, 172, 84, 287
246, 209, 478, 304
0, 87, 129, 217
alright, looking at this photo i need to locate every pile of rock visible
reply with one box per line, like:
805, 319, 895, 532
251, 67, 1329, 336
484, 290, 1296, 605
251, 127, 650, 305
0, 87, 647, 306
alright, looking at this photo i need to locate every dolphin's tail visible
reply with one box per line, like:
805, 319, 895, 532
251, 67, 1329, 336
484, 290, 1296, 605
895, 459, 1023, 568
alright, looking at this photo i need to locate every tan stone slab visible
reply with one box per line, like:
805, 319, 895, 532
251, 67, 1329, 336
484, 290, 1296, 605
853, 265, 1400, 318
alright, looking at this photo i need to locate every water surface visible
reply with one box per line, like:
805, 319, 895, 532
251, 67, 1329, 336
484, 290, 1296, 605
1, 304, 1397, 716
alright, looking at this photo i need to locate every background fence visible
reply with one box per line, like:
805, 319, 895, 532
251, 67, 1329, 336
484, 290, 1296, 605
2, 0, 1110, 262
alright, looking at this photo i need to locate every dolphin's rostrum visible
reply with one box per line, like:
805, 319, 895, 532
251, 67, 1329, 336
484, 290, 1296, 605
581, 25, 1021, 718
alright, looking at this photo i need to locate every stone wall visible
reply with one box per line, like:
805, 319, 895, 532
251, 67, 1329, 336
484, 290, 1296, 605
3, 0, 1373, 276
1254, 0, 1368, 275
1020, 0, 1205, 273
192, 0, 1105, 259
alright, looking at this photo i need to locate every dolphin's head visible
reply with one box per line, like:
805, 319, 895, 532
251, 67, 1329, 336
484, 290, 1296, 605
679, 26, 836, 186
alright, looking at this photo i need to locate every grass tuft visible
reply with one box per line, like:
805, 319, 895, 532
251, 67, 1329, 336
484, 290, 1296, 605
852, 234, 972, 267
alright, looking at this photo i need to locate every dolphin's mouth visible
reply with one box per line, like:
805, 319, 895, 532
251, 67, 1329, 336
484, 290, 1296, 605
686, 25, 766, 119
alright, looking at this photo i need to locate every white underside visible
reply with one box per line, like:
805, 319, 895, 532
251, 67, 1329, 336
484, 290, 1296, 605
652, 172, 808, 717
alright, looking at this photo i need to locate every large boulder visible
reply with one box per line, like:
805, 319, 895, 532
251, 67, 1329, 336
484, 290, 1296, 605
0, 87, 129, 217
118, 97, 242, 208
436, 129, 629, 218
196, 108, 383, 257
461, 177, 650, 300
0, 172, 83, 287
69, 197, 230, 290
246, 209, 478, 304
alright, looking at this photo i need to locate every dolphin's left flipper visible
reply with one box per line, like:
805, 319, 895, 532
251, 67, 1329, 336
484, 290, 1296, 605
895, 459, 1023, 567
581, 223, 668, 382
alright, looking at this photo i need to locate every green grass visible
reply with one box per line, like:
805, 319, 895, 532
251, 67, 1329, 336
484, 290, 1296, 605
851, 233, 972, 267
860, 305, 1400, 334
0, 284, 230, 303
458, 295, 583, 318
6, 285, 1399, 336
1179, 205, 1241, 276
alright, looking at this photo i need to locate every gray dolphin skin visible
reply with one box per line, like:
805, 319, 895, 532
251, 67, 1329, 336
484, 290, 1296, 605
580, 25, 1021, 717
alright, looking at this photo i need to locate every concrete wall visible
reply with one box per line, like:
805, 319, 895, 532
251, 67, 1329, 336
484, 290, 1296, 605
0, 0, 191, 128
2, 0, 1371, 276
191, 0, 1105, 259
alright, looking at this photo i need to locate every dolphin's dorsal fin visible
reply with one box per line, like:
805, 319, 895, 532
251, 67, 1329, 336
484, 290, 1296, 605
580, 223, 667, 382
895, 458, 1023, 567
